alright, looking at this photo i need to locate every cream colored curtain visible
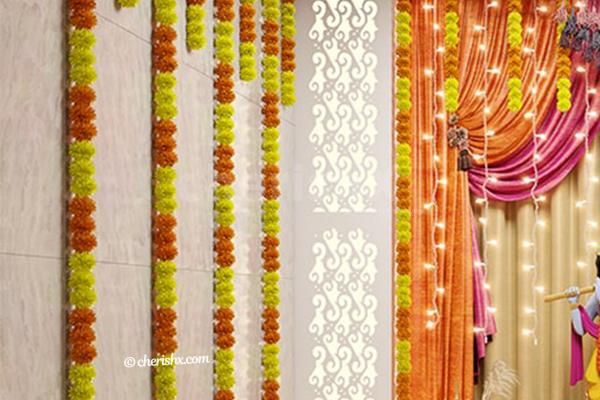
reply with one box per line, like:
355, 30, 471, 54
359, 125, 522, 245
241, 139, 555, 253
476, 137, 600, 399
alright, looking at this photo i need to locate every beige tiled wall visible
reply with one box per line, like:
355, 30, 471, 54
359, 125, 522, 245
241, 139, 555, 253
0, 0, 294, 398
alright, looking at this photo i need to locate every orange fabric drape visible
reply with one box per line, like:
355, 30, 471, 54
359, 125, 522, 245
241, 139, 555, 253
458, 1, 558, 163
411, 2, 474, 399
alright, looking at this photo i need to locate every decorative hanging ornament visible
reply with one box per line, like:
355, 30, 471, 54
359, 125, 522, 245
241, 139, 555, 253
447, 114, 472, 172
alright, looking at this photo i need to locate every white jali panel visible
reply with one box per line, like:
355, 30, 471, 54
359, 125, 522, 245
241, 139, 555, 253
294, 1, 393, 399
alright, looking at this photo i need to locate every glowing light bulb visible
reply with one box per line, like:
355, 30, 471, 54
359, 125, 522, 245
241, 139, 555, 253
479, 217, 488, 225
436, 287, 446, 295
424, 68, 434, 76
592, 176, 599, 184
474, 327, 485, 334
522, 176, 533, 184
575, 132, 586, 140
435, 90, 445, 97
436, 243, 446, 250
484, 283, 491, 290
536, 219, 546, 228
487, 239, 499, 247
486, 129, 495, 137
523, 264, 536, 272
577, 65, 587, 73
479, 44, 487, 51
437, 178, 448, 185
423, 3, 435, 10
475, 261, 486, 268
535, 133, 547, 140
475, 197, 487, 205
522, 328, 533, 336
488, 1, 499, 7
424, 202, 434, 210
426, 309, 437, 317
487, 307, 497, 314
436, 46, 446, 53
433, 23, 441, 31
588, 111, 598, 118
537, 5, 549, 12
524, 307, 536, 314
536, 70, 547, 77
487, 67, 501, 74
435, 222, 446, 229
422, 133, 434, 141
424, 263, 435, 270
476, 90, 486, 97
522, 240, 534, 248
426, 321, 436, 330
535, 285, 545, 293
589, 88, 597, 95
473, 24, 485, 32
576, 200, 588, 208
577, 261, 587, 269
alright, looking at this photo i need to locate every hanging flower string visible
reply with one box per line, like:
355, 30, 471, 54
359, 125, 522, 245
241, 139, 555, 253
239, 0, 257, 81
395, 0, 412, 398
214, 0, 237, 398
261, 0, 282, 399
187, 0, 207, 50
117, 0, 140, 7
444, 0, 459, 113
152, 0, 179, 399
280, 0, 296, 106
556, 0, 572, 111
507, 0, 523, 112
67, 0, 99, 399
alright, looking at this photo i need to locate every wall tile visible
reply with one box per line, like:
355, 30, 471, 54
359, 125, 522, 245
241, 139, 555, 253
0, 1, 65, 257
94, 20, 153, 266
175, 67, 214, 271
0, 255, 64, 399
94, 263, 152, 399
175, 270, 214, 398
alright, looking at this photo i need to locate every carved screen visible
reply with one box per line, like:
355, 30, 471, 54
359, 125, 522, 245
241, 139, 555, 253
294, 1, 393, 399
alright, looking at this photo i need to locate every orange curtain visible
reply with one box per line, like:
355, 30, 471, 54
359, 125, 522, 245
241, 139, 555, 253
411, 2, 474, 399
458, 1, 558, 163
411, 1, 561, 399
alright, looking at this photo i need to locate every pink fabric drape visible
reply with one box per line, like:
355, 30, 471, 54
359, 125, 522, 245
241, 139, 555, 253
470, 53, 600, 201
571, 305, 599, 385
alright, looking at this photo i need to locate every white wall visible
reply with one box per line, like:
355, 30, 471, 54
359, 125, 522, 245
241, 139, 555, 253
0, 0, 294, 398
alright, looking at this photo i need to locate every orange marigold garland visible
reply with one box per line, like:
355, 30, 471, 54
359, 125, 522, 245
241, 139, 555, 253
214, 0, 237, 398
261, 0, 282, 399
152, 0, 179, 399
280, 0, 296, 106
395, 0, 412, 399
556, 0, 572, 112
239, 0, 257, 81
67, 0, 99, 399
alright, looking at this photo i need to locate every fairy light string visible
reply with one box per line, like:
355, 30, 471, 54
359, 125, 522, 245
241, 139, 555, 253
395, 0, 412, 397
67, 0, 99, 398
213, 0, 237, 398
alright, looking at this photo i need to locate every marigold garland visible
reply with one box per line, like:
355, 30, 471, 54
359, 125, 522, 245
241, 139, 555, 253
261, 0, 282, 399
214, 0, 237, 399
507, 0, 523, 112
187, 0, 207, 50
152, 1, 179, 399
67, 1, 98, 399
556, 0, 572, 112
280, 0, 296, 106
239, 0, 257, 81
395, 0, 412, 399
116, 0, 140, 7
444, 0, 459, 112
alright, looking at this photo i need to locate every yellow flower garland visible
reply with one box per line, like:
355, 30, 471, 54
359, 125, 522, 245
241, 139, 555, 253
395, 1, 412, 399
187, 0, 207, 50
507, 0, 523, 112
444, 0, 459, 112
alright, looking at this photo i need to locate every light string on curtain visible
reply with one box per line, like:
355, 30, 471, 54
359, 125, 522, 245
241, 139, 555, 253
260, 0, 282, 398
187, 0, 208, 51
152, 0, 180, 398
67, 0, 99, 398
474, 0, 499, 337
239, 0, 257, 81
521, 0, 543, 346
423, 0, 446, 331
213, 0, 237, 398
394, 0, 413, 398
280, 0, 296, 106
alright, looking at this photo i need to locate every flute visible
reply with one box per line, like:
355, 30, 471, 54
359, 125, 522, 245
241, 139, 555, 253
544, 253, 600, 303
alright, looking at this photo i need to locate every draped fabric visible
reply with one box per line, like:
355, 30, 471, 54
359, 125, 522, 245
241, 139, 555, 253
412, 2, 473, 399
474, 136, 600, 398
469, 55, 600, 201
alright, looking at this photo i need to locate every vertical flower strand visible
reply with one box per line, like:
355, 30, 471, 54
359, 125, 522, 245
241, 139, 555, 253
261, 0, 282, 399
280, 0, 296, 106
395, 0, 412, 399
152, 0, 179, 399
67, 0, 99, 399
213, 0, 237, 399
187, 0, 207, 51
239, 0, 257, 81
444, 0, 459, 113
556, 0, 571, 112
507, 0, 523, 111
